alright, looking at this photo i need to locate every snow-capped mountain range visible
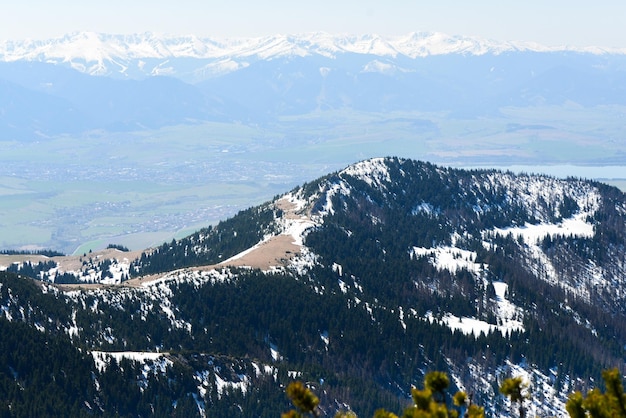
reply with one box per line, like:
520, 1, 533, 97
2, 30, 626, 139
1, 31, 624, 78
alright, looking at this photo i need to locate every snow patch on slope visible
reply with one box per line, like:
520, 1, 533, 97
492, 281, 525, 332
411, 246, 484, 274
490, 211, 595, 245
424, 281, 524, 337
362, 60, 408, 75
213, 372, 249, 398
91, 351, 171, 373
426, 311, 523, 338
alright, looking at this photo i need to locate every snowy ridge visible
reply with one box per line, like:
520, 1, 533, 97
341, 157, 392, 189
2, 31, 625, 74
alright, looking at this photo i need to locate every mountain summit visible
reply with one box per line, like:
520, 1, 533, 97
2, 158, 625, 416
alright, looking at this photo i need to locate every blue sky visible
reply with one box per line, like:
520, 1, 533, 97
2, 1, 626, 47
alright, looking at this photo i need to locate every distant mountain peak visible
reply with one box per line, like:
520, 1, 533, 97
3, 31, 625, 82
2, 31, 625, 68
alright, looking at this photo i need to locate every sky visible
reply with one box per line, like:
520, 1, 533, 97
2, 1, 626, 48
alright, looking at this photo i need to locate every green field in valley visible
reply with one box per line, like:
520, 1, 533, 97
1, 106, 625, 254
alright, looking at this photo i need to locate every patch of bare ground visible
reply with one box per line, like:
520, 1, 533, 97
215, 197, 305, 270
218, 234, 301, 270
56, 195, 313, 290
0, 254, 50, 266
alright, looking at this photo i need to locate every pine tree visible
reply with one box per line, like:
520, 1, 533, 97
500, 376, 530, 418
283, 372, 485, 418
566, 368, 626, 418
282, 381, 321, 417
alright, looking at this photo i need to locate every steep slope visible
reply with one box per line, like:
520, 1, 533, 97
1, 158, 625, 417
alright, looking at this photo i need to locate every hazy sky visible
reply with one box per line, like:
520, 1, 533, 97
2, 1, 626, 47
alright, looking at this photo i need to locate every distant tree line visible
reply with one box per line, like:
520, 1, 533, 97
106, 244, 130, 252
0, 249, 64, 257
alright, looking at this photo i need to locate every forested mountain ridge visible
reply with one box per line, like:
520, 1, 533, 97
135, 157, 626, 314
1, 157, 625, 417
